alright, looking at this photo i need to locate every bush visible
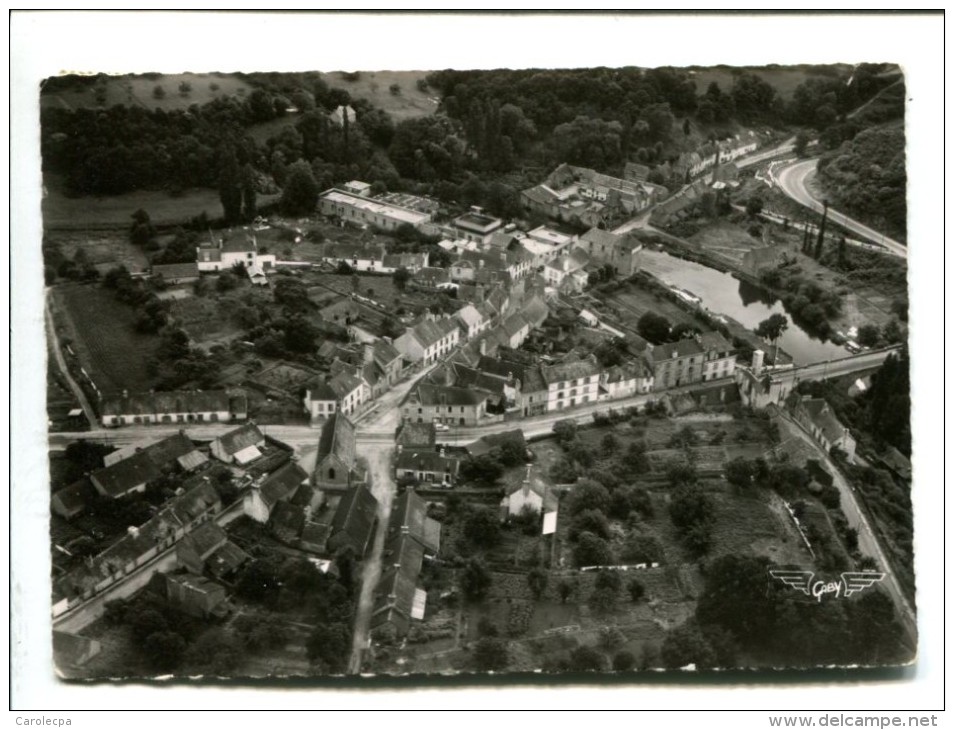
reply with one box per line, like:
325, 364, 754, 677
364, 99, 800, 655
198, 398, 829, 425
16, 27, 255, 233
613, 650, 637, 671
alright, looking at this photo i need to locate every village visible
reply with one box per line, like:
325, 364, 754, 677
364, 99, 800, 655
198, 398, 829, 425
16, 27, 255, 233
38, 60, 916, 680
48, 133, 911, 677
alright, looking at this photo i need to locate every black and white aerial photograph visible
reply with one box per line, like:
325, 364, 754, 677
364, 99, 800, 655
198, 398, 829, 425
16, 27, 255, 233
10, 10, 945, 722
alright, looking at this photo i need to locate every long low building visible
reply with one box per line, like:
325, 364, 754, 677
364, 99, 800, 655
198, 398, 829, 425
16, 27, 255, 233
318, 187, 433, 232
100, 389, 247, 428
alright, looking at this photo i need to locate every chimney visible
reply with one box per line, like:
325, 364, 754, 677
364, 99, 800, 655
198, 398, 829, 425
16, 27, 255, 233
752, 349, 765, 377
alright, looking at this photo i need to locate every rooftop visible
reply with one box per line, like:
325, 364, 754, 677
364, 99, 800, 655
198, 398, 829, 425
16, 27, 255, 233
454, 211, 503, 233
321, 189, 430, 226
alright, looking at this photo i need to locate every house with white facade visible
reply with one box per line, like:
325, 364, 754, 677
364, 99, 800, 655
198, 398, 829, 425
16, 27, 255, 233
544, 249, 590, 293
196, 232, 276, 273
540, 356, 602, 412
394, 318, 460, 366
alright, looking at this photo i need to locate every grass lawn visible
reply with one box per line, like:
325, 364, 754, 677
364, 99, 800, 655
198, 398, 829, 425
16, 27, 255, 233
51, 283, 161, 394
43, 173, 281, 229
321, 70, 439, 121
688, 65, 839, 101
40, 72, 254, 113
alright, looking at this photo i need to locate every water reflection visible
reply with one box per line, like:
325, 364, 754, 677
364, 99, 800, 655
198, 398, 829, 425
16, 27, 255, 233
638, 248, 847, 365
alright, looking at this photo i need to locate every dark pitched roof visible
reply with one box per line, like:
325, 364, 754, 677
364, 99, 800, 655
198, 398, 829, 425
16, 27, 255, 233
450, 364, 507, 396
152, 262, 200, 279
51, 479, 95, 517
308, 381, 338, 402
395, 450, 460, 481
520, 296, 550, 328
388, 490, 441, 553
698, 331, 733, 353
215, 423, 265, 456
412, 383, 488, 407
206, 541, 250, 579
397, 421, 437, 450
91, 451, 162, 498
181, 521, 227, 559
317, 413, 358, 468
650, 338, 705, 364
289, 482, 316, 509
410, 318, 459, 348
328, 371, 364, 399
371, 532, 426, 633
373, 339, 401, 366
330, 484, 378, 552
541, 355, 602, 385
270, 501, 307, 541
141, 433, 198, 469
260, 461, 308, 507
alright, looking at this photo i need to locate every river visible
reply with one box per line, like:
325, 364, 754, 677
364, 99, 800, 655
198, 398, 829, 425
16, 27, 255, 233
638, 248, 848, 365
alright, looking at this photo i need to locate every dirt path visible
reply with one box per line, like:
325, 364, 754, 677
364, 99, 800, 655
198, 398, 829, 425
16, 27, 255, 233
44, 290, 98, 426
347, 441, 397, 673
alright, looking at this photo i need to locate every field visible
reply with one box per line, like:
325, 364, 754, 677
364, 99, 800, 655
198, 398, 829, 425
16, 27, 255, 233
687, 64, 843, 100
45, 227, 150, 273
320, 70, 440, 121
51, 283, 161, 394
40, 72, 254, 113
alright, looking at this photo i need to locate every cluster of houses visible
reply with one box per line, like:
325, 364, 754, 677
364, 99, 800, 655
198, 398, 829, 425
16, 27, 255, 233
522, 164, 668, 229
395, 328, 737, 429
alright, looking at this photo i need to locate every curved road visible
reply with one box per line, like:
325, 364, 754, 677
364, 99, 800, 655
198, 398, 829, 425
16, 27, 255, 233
775, 159, 907, 258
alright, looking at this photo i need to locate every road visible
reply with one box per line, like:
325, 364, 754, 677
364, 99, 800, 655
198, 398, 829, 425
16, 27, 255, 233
735, 136, 796, 169
777, 412, 917, 651
774, 159, 907, 258
346, 441, 396, 674
44, 291, 98, 426
52, 500, 246, 633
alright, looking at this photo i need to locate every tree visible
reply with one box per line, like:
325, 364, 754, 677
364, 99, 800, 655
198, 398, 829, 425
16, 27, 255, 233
601, 433, 619, 456
557, 579, 574, 603
814, 200, 829, 259
461, 558, 492, 601
218, 145, 243, 225
627, 579, 646, 603
306, 622, 351, 674
152, 85, 165, 99
552, 419, 578, 445
393, 266, 411, 291
613, 650, 637, 671
755, 313, 789, 363
568, 645, 606, 672
857, 324, 881, 348
281, 160, 319, 216
574, 531, 613, 568
473, 637, 509, 671
724, 456, 757, 493
459, 454, 505, 485
565, 479, 610, 518
527, 568, 548, 600
185, 628, 242, 675
129, 208, 156, 247
637, 311, 672, 344
463, 507, 501, 548
569, 509, 611, 541
661, 622, 717, 669
143, 630, 186, 671
745, 195, 764, 217
623, 441, 651, 474
794, 130, 811, 157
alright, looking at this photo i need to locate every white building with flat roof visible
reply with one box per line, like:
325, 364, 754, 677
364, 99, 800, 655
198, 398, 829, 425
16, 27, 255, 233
319, 188, 433, 232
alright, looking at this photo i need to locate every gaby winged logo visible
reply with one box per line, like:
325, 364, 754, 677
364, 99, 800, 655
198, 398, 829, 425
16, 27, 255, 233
770, 570, 886, 602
